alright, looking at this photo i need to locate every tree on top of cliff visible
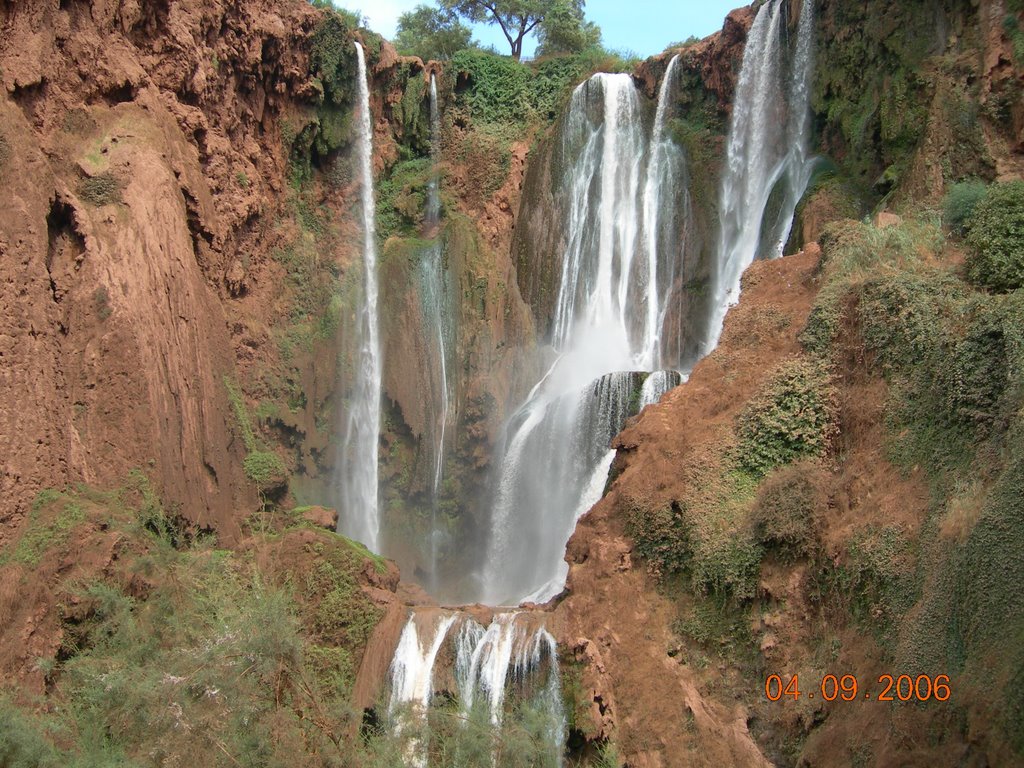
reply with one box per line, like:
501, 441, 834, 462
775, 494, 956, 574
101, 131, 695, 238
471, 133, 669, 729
441, 0, 588, 60
395, 5, 474, 60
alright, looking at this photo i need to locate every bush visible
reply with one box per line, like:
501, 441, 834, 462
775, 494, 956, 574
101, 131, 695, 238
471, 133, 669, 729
310, 9, 358, 106
819, 525, 917, 637
965, 180, 1024, 292
624, 498, 691, 578
1, 490, 86, 567
799, 284, 846, 356
447, 49, 584, 128
78, 173, 122, 206
243, 450, 288, 489
450, 49, 533, 125
750, 461, 828, 560
942, 299, 1011, 430
943, 179, 988, 235
735, 358, 839, 478
376, 157, 432, 240
0, 697, 61, 768
689, 524, 763, 600
857, 270, 965, 371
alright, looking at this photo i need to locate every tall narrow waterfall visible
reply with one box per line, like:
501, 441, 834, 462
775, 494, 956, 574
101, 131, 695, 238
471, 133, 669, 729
424, 73, 450, 503
705, 0, 816, 352
480, 67, 687, 606
337, 41, 382, 551
641, 54, 686, 371
419, 72, 453, 584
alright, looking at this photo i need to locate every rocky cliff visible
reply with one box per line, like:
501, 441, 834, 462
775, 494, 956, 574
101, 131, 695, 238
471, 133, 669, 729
1, 0, 1023, 765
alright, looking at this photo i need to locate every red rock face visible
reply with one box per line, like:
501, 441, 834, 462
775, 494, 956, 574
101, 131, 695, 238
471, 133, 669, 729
0, 0, 329, 534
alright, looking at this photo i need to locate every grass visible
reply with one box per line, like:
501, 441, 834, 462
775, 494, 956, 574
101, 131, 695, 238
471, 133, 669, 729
0, 490, 86, 567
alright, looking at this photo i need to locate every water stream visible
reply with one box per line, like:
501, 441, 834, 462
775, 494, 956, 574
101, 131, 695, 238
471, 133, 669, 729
704, 0, 817, 353
480, 64, 688, 606
388, 611, 565, 766
419, 72, 453, 584
336, 41, 383, 551
360, 4, 817, 757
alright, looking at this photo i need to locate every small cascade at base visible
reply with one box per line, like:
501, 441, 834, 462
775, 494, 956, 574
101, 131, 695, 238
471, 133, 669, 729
386, 610, 565, 767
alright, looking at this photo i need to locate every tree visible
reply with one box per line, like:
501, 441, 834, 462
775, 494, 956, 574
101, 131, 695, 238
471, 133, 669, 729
442, 0, 587, 61
394, 5, 474, 61
535, 0, 599, 56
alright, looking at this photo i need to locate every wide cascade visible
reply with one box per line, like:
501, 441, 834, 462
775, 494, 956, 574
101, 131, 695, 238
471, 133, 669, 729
705, 0, 817, 352
479, 63, 687, 606
336, 41, 383, 551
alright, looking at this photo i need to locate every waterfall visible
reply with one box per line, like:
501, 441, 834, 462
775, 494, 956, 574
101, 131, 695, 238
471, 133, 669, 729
418, 72, 453, 585
640, 370, 686, 408
388, 611, 565, 765
378, 10, 817, 756
479, 69, 688, 606
389, 613, 459, 715
640, 54, 684, 370
705, 0, 817, 353
337, 41, 383, 551
388, 612, 459, 768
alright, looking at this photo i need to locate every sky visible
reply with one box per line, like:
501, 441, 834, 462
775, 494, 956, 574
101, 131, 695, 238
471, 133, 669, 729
331, 0, 745, 58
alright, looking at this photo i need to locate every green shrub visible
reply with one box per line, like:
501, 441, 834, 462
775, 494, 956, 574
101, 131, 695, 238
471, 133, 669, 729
818, 525, 917, 639
943, 180, 988, 235
750, 461, 828, 560
735, 358, 839, 478
243, 450, 288, 488
310, 10, 358, 107
93, 285, 111, 321
78, 173, 122, 206
376, 157, 432, 240
624, 498, 691, 578
965, 181, 1024, 292
799, 284, 846, 357
857, 270, 965, 371
2, 490, 86, 567
223, 376, 257, 452
942, 299, 1011, 430
0, 697, 61, 768
447, 49, 584, 128
673, 600, 753, 657
689, 524, 763, 600
450, 49, 533, 125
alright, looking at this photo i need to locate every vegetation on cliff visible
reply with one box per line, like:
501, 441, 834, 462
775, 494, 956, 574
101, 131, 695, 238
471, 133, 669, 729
0, 477, 388, 768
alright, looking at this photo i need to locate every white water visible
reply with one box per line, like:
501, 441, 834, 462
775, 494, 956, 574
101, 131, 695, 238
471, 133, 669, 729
480, 68, 687, 605
380, 16, 817, 759
388, 611, 565, 764
388, 612, 459, 767
337, 41, 383, 552
389, 613, 459, 714
641, 54, 684, 371
419, 72, 454, 585
640, 370, 686, 409
705, 0, 817, 353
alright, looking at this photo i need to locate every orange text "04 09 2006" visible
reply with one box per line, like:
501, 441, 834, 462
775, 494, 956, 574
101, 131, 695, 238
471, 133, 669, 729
764, 674, 952, 702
